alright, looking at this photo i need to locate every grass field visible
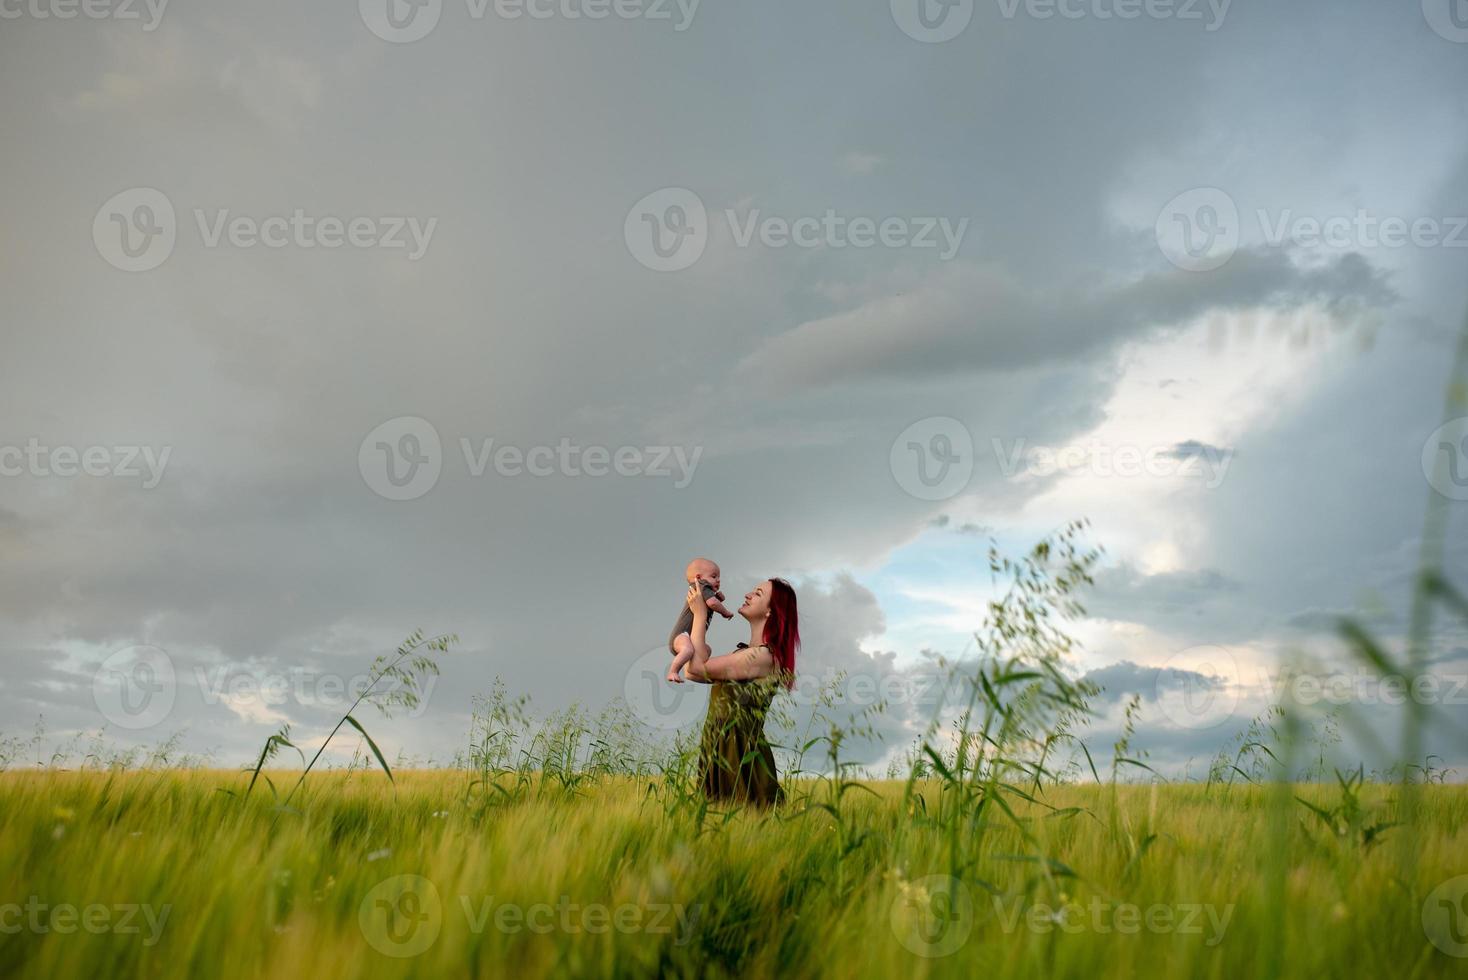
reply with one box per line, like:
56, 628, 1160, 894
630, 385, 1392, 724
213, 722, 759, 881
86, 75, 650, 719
2, 770, 1466, 979
6, 524, 1468, 978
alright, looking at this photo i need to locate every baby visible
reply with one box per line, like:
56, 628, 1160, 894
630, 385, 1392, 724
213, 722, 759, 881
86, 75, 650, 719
667, 557, 735, 682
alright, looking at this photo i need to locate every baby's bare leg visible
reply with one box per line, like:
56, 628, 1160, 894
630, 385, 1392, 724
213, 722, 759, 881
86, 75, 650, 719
667, 633, 695, 683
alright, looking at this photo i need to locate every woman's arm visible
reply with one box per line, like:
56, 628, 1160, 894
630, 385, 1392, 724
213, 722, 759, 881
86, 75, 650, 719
681, 581, 714, 682
682, 583, 778, 683
686, 643, 776, 683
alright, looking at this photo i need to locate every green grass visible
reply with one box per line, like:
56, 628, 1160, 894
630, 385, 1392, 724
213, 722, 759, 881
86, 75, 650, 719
2, 770, 1465, 979
5, 514, 1468, 978
10, 329, 1468, 980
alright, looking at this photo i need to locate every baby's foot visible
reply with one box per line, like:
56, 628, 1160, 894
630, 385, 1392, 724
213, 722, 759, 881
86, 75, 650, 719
666, 667, 684, 683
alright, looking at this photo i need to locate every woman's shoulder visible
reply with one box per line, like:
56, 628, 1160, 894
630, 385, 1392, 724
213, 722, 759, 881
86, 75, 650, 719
737, 644, 780, 683
727, 643, 777, 676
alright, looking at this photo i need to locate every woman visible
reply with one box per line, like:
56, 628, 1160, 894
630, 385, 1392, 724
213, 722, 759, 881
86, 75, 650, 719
682, 577, 799, 807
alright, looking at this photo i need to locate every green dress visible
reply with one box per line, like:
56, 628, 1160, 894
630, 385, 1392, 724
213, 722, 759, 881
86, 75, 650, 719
698, 654, 785, 808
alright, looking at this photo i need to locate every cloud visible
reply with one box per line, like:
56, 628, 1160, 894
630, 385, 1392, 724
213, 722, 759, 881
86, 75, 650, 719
736, 250, 1395, 390
1078, 659, 1226, 707
1, 0, 1464, 780
839, 152, 884, 176
1085, 564, 1249, 643
1162, 439, 1231, 461
67, 22, 325, 132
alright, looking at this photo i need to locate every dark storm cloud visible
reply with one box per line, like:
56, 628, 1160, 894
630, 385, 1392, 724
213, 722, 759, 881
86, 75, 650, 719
1078, 660, 1225, 708
0, 0, 1465, 777
1164, 440, 1230, 462
738, 250, 1396, 390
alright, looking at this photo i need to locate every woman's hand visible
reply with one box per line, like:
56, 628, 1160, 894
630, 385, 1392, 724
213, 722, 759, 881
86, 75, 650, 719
683, 582, 714, 681
686, 582, 710, 620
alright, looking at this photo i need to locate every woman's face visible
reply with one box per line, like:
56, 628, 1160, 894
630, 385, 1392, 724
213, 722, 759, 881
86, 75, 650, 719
738, 580, 775, 620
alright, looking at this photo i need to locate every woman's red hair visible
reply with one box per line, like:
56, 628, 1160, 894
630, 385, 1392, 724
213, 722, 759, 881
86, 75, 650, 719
762, 578, 799, 688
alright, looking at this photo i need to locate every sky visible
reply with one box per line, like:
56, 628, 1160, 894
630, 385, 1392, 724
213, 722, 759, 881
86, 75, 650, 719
2, 0, 1467, 779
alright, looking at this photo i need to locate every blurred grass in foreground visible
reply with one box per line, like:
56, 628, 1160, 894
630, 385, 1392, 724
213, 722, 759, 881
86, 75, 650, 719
1, 770, 1465, 979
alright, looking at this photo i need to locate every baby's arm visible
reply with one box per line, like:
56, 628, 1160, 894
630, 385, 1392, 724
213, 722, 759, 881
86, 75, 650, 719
705, 595, 735, 619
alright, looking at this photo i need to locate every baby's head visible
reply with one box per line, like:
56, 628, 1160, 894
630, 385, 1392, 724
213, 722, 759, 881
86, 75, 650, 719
686, 557, 721, 590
